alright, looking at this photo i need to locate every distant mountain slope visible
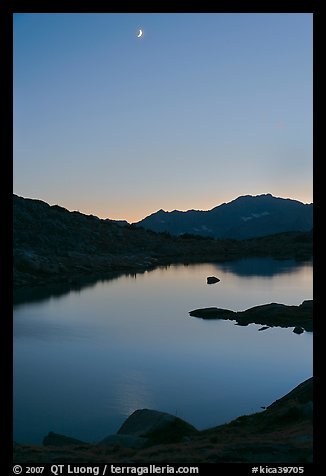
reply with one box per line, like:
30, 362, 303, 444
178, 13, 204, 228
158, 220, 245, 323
136, 194, 313, 239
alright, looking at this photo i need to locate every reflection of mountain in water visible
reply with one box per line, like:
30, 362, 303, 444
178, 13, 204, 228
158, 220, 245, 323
215, 257, 312, 277
14, 258, 312, 307
13, 271, 140, 308
14, 281, 95, 308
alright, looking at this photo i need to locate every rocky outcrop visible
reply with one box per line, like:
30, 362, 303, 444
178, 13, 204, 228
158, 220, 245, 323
116, 409, 198, 445
293, 326, 304, 334
267, 377, 313, 409
43, 431, 87, 447
207, 276, 220, 284
189, 300, 313, 331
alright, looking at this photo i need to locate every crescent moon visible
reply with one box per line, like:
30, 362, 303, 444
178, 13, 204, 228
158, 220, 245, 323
137, 29, 143, 38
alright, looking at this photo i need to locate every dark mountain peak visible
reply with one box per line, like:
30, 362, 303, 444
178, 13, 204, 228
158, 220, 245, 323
212, 193, 310, 212
144, 208, 167, 219
230, 193, 276, 204
137, 194, 313, 239
155, 208, 167, 215
211, 194, 269, 211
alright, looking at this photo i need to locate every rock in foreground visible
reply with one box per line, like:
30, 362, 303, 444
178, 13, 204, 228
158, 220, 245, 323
117, 409, 198, 444
99, 434, 148, 449
14, 378, 313, 464
43, 432, 87, 447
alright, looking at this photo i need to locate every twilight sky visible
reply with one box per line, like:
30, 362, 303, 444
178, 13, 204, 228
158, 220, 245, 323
13, 13, 313, 222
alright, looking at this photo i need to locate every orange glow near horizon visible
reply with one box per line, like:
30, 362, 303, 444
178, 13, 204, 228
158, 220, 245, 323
36, 190, 313, 224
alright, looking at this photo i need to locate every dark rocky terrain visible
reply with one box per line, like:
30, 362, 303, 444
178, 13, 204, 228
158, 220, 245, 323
136, 194, 313, 239
13, 377, 313, 464
189, 300, 313, 332
13, 195, 312, 289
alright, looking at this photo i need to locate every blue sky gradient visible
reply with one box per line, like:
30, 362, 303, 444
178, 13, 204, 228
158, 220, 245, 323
13, 13, 313, 221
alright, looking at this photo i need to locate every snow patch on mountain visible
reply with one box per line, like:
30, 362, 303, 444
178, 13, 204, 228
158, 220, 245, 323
241, 211, 271, 221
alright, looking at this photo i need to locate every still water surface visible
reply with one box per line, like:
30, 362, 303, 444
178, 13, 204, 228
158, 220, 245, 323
13, 258, 313, 444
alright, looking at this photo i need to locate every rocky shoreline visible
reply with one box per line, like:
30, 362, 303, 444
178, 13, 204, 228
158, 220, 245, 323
189, 300, 313, 332
13, 378, 313, 464
14, 194, 312, 289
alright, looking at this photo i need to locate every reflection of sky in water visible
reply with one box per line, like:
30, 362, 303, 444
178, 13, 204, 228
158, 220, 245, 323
14, 259, 313, 444
109, 370, 155, 418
